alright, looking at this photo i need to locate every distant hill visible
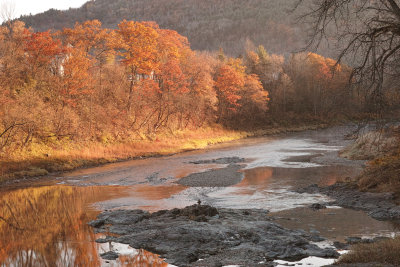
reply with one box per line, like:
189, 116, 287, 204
19, 0, 315, 56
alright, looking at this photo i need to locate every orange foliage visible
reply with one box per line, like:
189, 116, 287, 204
215, 64, 245, 110
113, 20, 160, 75
307, 52, 342, 81
157, 28, 189, 61
160, 59, 189, 94
24, 31, 64, 68
242, 74, 269, 111
62, 20, 108, 52
60, 48, 94, 106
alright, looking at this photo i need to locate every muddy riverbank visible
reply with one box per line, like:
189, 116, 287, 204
90, 204, 338, 266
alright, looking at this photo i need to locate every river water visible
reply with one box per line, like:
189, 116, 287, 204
0, 126, 398, 266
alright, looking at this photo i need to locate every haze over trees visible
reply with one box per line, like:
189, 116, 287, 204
18, 0, 312, 56
298, 0, 400, 115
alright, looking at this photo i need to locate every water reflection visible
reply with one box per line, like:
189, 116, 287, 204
117, 250, 169, 267
0, 185, 169, 267
236, 168, 273, 189
233, 165, 357, 193
201, 166, 355, 211
95, 241, 170, 267
130, 184, 187, 200
90, 184, 191, 212
270, 207, 400, 242
257, 166, 359, 189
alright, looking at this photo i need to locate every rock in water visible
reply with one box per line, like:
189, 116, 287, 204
100, 251, 119, 260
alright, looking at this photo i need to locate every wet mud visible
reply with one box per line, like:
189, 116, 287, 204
90, 204, 339, 266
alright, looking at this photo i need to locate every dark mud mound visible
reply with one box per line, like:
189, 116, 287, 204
90, 204, 339, 266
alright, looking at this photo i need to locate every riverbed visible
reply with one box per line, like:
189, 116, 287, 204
0, 125, 398, 266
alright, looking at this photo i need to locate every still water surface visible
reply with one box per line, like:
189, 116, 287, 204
0, 126, 398, 266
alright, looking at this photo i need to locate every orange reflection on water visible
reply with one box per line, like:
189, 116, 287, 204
234, 167, 273, 194
0, 185, 166, 267
119, 249, 168, 267
131, 184, 187, 200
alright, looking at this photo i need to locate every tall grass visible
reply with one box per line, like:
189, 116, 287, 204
338, 237, 400, 265
0, 126, 245, 182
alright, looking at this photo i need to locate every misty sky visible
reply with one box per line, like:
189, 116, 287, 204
1, 0, 87, 21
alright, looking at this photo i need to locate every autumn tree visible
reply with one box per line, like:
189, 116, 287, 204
61, 20, 108, 57
180, 51, 217, 127
283, 52, 352, 117
234, 74, 269, 127
24, 31, 64, 80
244, 45, 284, 114
214, 64, 244, 122
61, 20, 111, 91
111, 20, 160, 111
154, 29, 192, 130
0, 21, 37, 152
214, 55, 269, 127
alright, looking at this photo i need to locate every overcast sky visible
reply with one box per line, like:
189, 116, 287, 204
1, 0, 87, 21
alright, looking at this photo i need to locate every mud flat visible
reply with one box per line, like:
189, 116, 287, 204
90, 204, 339, 266
176, 163, 244, 187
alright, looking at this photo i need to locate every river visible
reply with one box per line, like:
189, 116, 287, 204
0, 126, 398, 266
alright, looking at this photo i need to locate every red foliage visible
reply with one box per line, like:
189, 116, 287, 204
24, 31, 64, 66
215, 64, 244, 110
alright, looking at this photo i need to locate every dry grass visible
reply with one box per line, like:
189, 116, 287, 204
337, 237, 400, 265
357, 150, 400, 196
338, 126, 400, 196
340, 129, 398, 160
0, 127, 243, 182
0, 123, 328, 183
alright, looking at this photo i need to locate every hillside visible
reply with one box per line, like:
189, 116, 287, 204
19, 0, 310, 56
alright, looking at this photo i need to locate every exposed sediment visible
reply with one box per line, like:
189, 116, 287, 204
189, 156, 245, 165
89, 204, 339, 266
176, 163, 244, 187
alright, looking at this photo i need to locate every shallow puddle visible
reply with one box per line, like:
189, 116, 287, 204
270, 207, 400, 242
